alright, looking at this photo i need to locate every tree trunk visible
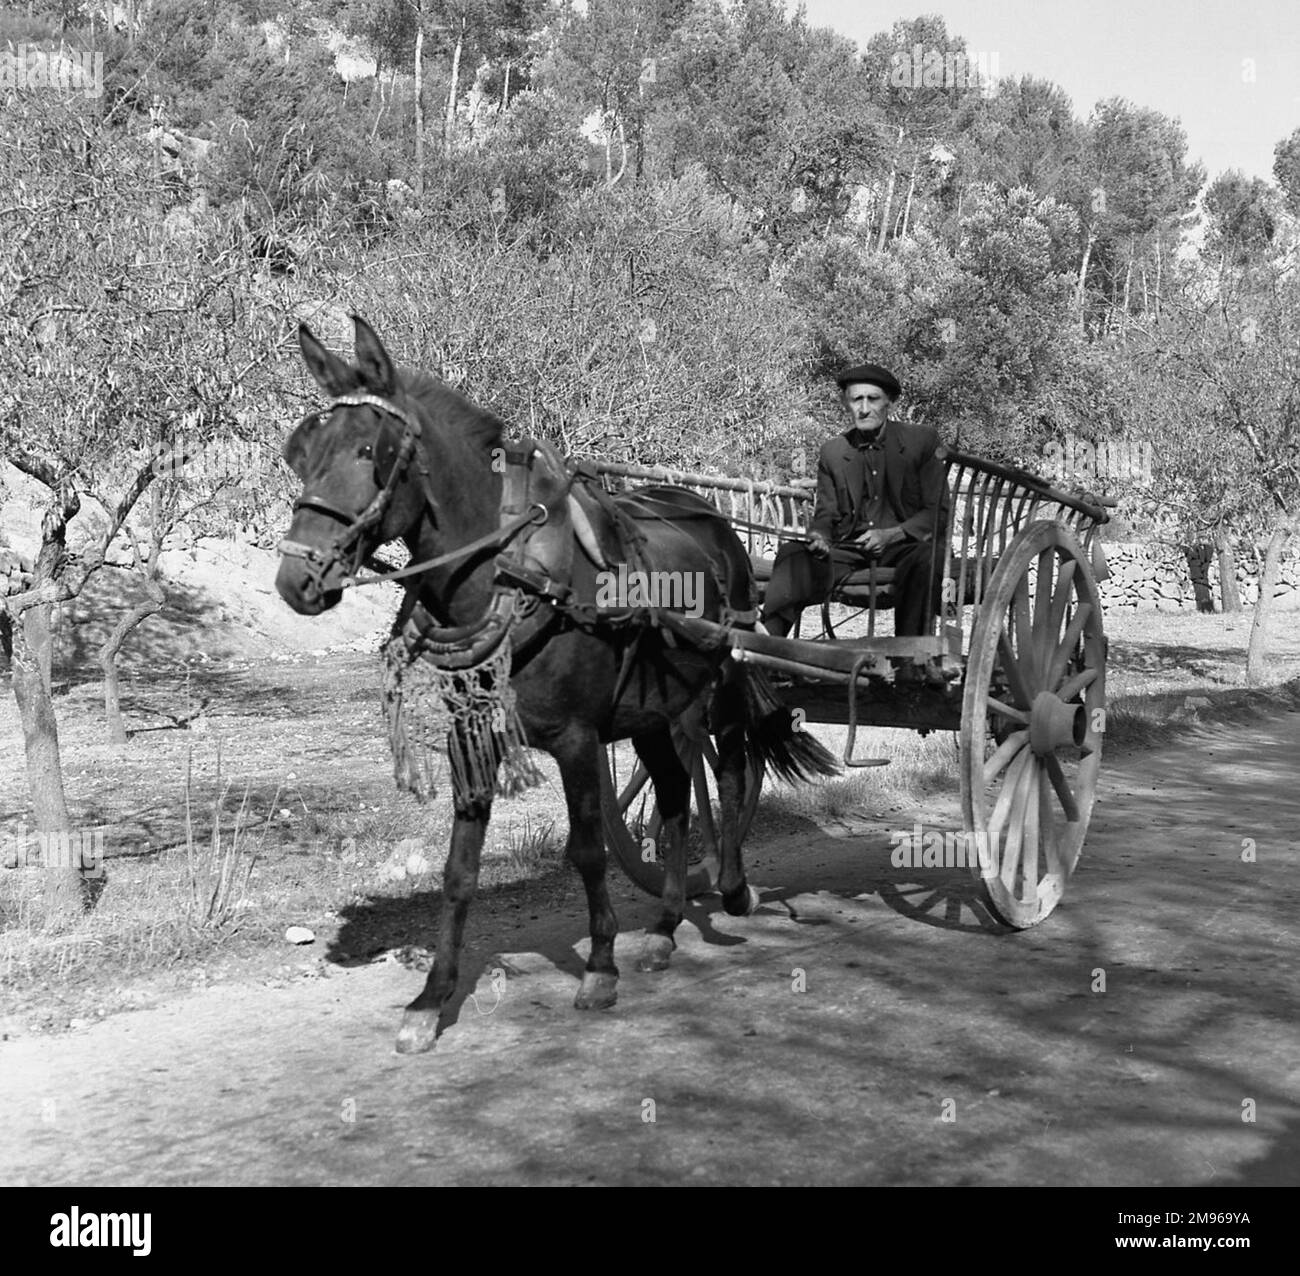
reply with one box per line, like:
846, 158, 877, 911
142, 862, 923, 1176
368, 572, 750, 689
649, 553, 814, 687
100, 580, 165, 744
444, 20, 465, 149
608, 119, 628, 188
1185, 542, 1214, 612
9, 604, 84, 922
899, 151, 918, 238
1076, 230, 1096, 328
1217, 533, 1241, 613
876, 126, 904, 251
1245, 519, 1292, 685
1154, 234, 1162, 321
500, 60, 510, 113
26, 600, 54, 693
413, 25, 425, 195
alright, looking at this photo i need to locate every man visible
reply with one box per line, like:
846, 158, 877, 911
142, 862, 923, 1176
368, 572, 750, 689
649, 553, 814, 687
760, 363, 948, 639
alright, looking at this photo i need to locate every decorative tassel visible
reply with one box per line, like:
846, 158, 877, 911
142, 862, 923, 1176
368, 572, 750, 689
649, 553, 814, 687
381, 635, 543, 806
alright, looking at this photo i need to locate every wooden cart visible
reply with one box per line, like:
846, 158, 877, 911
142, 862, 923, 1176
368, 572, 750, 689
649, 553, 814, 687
595, 447, 1112, 929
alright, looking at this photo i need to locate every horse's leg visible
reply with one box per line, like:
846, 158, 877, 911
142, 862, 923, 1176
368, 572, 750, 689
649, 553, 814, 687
395, 795, 492, 1054
713, 661, 761, 917
633, 726, 691, 972
553, 725, 621, 1009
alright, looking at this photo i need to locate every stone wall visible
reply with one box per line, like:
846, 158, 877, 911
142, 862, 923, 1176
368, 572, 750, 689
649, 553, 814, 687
1097, 541, 1300, 611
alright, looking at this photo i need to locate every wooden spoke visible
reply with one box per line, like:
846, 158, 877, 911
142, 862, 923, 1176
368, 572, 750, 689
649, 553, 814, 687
1030, 548, 1056, 680
1043, 752, 1080, 823
983, 728, 1029, 787
600, 728, 763, 900
1041, 794, 1069, 880
1044, 601, 1093, 693
996, 631, 1034, 707
692, 760, 718, 853
998, 751, 1036, 894
986, 696, 1028, 725
616, 761, 651, 814
1012, 573, 1033, 668
1046, 558, 1078, 650
1019, 758, 1041, 904
988, 747, 1032, 845
1056, 665, 1099, 704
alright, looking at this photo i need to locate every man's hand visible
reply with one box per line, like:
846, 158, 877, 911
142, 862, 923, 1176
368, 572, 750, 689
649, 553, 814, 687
854, 527, 905, 557
806, 531, 831, 559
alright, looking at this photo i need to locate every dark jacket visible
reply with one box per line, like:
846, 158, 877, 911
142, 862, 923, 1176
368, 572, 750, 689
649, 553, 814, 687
810, 420, 949, 545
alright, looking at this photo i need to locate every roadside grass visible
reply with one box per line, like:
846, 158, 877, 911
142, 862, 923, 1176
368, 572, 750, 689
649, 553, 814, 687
765, 723, 960, 826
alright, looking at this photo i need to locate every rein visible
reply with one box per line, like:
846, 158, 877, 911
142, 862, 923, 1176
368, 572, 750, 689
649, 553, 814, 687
277, 390, 546, 595
280, 390, 755, 661
342, 504, 547, 588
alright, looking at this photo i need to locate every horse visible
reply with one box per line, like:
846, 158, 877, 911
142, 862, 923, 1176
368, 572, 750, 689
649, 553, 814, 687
275, 316, 837, 1053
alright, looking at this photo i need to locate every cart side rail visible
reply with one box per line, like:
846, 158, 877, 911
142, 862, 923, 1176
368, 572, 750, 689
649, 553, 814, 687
581, 450, 1113, 652
584, 458, 812, 554
936, 448, 1112, 656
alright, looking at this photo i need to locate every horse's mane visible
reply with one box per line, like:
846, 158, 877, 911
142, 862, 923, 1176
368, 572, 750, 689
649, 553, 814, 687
399, 366, 505, 453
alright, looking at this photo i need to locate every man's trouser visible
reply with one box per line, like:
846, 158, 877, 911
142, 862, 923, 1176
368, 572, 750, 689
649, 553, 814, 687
759, 536, 939, 638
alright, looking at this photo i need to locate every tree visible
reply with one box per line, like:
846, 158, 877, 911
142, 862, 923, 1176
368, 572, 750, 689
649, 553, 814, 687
0, 96, 283, 921
1203, 170, 1281, 270
1072, 98, 1203, 331
1272, 127, 1300, 218
786, 185, 1079, 459
1126, 269, 1300, 675
860, 14, 970, 250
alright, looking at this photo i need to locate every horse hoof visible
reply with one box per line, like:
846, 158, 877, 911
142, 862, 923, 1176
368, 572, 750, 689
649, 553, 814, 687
574, 970, 618, 1010
723, 882, 762, 917
636, 933, 675, 973
395, 1008, 440, 1054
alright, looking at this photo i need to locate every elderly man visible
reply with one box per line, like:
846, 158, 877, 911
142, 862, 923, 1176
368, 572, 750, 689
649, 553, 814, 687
760, 363, 947, 639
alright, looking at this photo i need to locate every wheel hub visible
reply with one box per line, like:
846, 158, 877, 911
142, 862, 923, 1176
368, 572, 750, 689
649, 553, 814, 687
1028, 690, 1085, 755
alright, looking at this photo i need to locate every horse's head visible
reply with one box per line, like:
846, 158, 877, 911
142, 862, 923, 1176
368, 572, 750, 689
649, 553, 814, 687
276, 316, 431, 614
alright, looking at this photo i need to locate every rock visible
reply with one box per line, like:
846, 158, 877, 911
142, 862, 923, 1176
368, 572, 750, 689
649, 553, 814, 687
285, 926, 315, 945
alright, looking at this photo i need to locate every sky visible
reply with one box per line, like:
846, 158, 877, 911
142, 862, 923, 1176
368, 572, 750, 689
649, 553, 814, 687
800, 0, 1300, 184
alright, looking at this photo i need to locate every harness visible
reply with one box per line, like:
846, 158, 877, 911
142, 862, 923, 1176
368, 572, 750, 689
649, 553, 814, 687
280, 391, 754, 661
280, 389, 755, 805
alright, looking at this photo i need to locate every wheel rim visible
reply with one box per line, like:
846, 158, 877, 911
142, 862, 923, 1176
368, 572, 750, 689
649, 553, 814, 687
599, 709, 762, 898
961, 522, 1106, 928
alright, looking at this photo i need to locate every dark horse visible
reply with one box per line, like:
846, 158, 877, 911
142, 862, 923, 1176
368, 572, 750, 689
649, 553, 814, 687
275, 317, 835, 1053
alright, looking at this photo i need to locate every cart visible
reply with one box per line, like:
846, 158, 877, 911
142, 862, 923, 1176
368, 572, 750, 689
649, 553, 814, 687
595, 447, 1112, 929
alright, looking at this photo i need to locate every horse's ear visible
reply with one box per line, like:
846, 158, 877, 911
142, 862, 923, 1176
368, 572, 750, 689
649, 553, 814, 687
299, 323, 357, 396
352, 314, 396, 396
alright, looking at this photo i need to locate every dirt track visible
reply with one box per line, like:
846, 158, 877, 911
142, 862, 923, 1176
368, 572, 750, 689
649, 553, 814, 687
2, 708, 1298, 1186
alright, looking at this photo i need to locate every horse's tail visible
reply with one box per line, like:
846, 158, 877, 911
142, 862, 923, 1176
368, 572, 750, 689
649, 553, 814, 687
742, 666, 841, 784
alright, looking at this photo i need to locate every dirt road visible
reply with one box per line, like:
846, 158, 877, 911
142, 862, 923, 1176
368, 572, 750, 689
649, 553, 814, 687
2, 709, 1297, 1186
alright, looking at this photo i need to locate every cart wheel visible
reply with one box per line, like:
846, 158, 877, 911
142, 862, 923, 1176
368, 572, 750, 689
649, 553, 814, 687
961, 521, 1106, 927
599, 711, 763, 899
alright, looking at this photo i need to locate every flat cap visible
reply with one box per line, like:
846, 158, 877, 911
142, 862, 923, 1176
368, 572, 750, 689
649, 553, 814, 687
836, 362, 901, 398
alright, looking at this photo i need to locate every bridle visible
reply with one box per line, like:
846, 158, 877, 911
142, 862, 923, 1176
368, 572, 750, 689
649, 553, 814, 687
278, 391, 547, 596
